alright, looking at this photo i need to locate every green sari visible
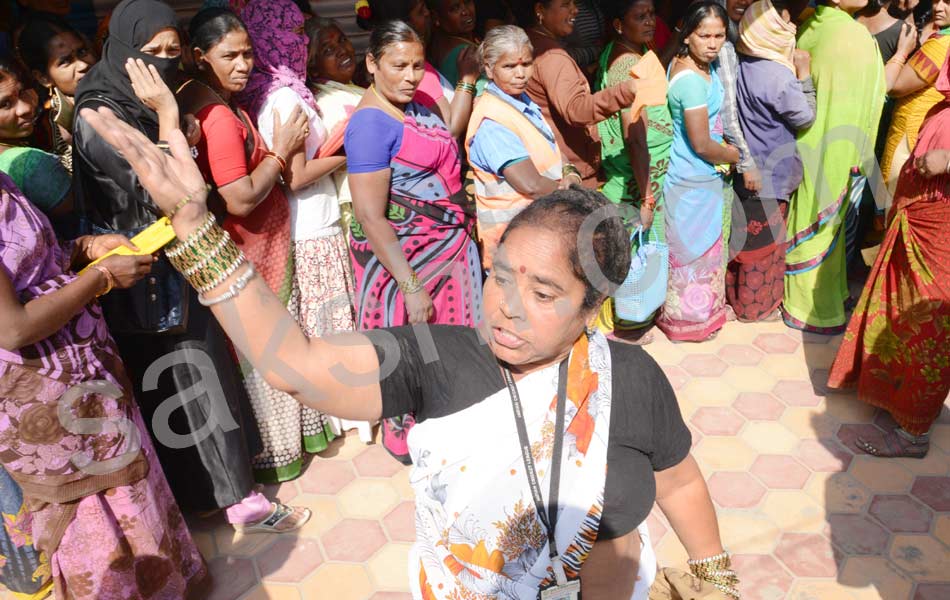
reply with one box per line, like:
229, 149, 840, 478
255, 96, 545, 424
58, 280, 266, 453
784, 6, 885, 333
595, 40, 673, 330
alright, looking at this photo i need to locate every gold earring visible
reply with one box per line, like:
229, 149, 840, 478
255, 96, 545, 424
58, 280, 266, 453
616, 27, 622, 35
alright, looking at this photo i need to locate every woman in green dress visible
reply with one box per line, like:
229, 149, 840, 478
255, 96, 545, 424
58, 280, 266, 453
595, 0, 673, 337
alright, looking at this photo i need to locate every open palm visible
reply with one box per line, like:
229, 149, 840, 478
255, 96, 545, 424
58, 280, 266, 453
79, 106, 209, 217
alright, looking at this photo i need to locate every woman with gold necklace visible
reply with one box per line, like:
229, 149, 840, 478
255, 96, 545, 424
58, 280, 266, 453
176, 7, 341, 493
524, 0, 639, 189
344, 20, 483, 464
428, 0, 481, 87
16, 14, 97, 174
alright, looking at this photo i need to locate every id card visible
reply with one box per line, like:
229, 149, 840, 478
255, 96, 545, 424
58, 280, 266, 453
540, 580, 580, 600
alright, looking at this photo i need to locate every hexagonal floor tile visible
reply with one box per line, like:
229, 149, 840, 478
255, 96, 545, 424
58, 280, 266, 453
753, 333, 800, 354
824, 392, 877, 423
300, 564, 373, 600
773, 380, 824, 407
678, 379, 739, 407
848, 456, 914, 494
214, 526, 277, 558
750, 455, 810, 489
717, 512, 781, 555
717, 344, 765, 366
836, 423, 886, 454
758, 354, 812, 380
390, 467, 414, 500
661, 365, 690, 391
868, 494, 933, 533
915, 583, 950, 600
293, 494, 342, 539
732, 553, 793, 600
722, 366, 778, 393
889, 535, 950, 581
353, 444, 405, 478
786, 580, 861, 600
318, 431, 374, 461
708, 472, 766, 508
692, 437, 758, 471
257, 537, 324, 584
297, 459, 356, 495
691, 407, 745, 436
826, 513, 891, 556
779, 406, 840, 440
774, 533, 839, 577
933, 514, 950, 547
733, 392, 785, 421
367, 543, 412, 590
741, 421, 801, 454
838, 556, 914, 600
321, 519, 388, 562
205, 556, 258, 600
336, 478, 401, 519
910, 476, 950, 511
796, 439, 853, 472
805, 472, 871, 514
680, 354, 730, 377
382, 501, 416, 543
760, 491, 826, 533
369, 593, 414, 600
242, 583, 302, 600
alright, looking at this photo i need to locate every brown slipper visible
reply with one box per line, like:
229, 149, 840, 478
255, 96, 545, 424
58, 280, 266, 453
856, 429, 929, 459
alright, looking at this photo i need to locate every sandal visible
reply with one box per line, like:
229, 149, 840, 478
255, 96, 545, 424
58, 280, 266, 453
234, 502, 312, 534
856, 428, 929, 459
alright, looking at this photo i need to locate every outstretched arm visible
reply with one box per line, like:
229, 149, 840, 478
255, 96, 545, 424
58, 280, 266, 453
79, 106, 385, 422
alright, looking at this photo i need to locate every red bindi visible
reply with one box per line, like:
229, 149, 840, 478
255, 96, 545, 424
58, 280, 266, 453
519, 265, 527, 273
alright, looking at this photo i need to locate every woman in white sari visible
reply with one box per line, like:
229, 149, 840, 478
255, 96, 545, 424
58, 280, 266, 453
80, 103, 739, 599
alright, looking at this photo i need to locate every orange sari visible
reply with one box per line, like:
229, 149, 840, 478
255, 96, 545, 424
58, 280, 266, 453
827, 50, 950, 434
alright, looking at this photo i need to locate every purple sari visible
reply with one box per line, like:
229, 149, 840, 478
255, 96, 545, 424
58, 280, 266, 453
0, 174, 207, 598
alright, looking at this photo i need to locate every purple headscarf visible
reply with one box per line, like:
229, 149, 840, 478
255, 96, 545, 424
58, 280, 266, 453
236, 0, 317, 120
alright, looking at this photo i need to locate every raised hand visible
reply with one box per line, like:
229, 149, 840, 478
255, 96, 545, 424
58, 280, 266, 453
79, 106, 210, 237
126, 58, 178, 117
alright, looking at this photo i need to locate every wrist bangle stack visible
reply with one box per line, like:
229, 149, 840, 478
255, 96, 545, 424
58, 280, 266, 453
198, 263, 257, 306
398, 270, 424, 295
166, 213, 247, 294
91, 265, 115, 297
642, 195, 657, 210
264, 151, 287, 171
455, 81, 477, 95
687, 552, 740, 599
562, 163, 581, 180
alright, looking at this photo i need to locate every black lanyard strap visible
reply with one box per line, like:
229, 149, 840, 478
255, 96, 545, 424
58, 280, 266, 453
503, 357, 570, 583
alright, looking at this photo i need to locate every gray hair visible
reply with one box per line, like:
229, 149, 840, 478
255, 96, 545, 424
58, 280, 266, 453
305, 16, 342, 48
477, 25, 532, 72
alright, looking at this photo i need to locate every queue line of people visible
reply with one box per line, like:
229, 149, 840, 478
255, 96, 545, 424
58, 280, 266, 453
0, 0, 949, 598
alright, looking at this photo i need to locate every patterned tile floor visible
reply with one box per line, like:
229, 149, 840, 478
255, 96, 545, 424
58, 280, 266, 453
5, 319, 950, 599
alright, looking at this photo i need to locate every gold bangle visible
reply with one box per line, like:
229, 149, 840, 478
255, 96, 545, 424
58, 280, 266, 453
398, 271, 423, 294
91, 264, 115, 297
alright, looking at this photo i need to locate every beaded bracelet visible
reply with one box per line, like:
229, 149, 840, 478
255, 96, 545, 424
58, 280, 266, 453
199, 263, 257, 306
166, 212, 218, 260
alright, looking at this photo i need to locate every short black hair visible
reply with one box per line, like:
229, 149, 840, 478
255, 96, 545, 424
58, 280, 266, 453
357, 0, 424, 31
500, 186, 631, 310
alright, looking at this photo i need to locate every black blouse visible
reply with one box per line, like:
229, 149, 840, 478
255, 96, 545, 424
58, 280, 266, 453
365, 325, 691, 540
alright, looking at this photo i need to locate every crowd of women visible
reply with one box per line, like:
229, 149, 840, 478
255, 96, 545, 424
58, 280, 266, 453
0, 0, 948, 597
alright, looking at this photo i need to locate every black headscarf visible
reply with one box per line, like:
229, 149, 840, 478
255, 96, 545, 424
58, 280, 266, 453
75, 0, 180, 133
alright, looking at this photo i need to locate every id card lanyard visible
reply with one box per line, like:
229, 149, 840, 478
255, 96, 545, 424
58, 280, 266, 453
503, 358, 581, 600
